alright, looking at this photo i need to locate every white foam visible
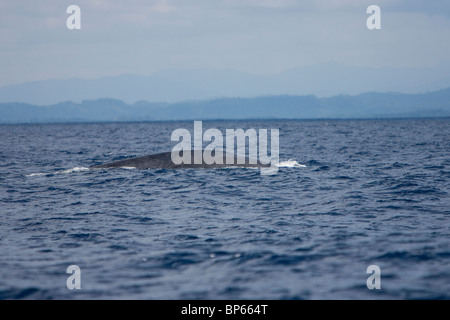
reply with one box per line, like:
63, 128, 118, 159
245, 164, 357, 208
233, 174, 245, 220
25, 161, 305, 177
221, 159, 305, 170
26, 166, 90, 177
61, 167, 90, 174
26, 172, 47, 177
221, 166, 259, 170
276, 160, 306, 168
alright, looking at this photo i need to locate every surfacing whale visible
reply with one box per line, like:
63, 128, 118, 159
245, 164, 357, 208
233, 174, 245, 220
91, 151, 270, 170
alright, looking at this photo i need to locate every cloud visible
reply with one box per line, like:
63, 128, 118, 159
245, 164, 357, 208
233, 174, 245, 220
89, 0, 175, 13
0, 0, 450, 87
388, 0, 450, 19
241, 0, 297, 8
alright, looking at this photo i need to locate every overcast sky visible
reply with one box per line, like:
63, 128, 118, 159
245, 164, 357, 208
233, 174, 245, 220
1, 0, 450, 87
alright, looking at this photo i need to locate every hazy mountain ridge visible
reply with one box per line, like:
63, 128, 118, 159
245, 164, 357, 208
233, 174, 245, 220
2, 63, 450, 105
1, 89, 449, 124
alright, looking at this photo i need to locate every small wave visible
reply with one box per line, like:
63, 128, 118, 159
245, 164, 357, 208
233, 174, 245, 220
61, 167, 90, 174
26, 161, 304, 177
221, 166, 259, 170
219, 160, 305, 171
26, 172, 47, 177
26, 167, 90, 177
276, 160, 306, 168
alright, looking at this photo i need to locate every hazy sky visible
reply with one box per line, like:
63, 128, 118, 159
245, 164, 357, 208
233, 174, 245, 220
1, 0, 450, 87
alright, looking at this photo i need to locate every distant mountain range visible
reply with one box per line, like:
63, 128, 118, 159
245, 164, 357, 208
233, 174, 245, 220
1, 62, 450, 105
1, 88, 449, 123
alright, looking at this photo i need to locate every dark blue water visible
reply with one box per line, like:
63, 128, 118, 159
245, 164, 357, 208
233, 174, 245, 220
0, 119, 449, 300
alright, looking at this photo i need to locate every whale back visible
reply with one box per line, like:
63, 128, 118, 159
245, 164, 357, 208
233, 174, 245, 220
91, 151, 269, 169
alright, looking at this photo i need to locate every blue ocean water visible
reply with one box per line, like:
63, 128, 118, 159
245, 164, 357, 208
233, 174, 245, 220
0, 119, 449, 300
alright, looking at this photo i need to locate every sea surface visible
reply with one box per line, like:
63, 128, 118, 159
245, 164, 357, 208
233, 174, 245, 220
0, 119, 449, 300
